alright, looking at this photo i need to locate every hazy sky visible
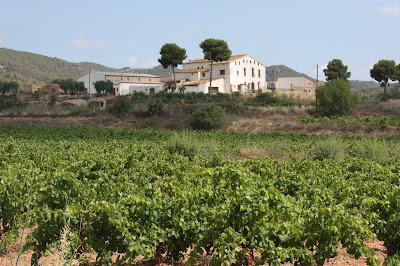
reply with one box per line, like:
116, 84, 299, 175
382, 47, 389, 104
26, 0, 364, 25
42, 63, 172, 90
1, 0, 399, 80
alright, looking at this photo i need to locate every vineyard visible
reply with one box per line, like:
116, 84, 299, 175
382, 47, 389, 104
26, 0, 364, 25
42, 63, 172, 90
0, 125, 400, 265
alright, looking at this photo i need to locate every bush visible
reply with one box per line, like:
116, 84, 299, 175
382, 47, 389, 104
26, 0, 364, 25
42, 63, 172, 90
316, 79, 359, 117
351, 140, 389, 161
106, 96, 131, 116
148, 99, 163, 116
166, 132, 200, 160
191, 104, 226, 130
312, 138, 345, 160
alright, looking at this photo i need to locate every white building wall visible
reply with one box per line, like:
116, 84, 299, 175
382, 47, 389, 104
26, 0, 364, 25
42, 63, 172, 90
78, 72, 106, 94
229, 55, 266, 93
175, 72, 201, 82
184, 79, 225, 94
178, 55, 267, 94
277, 77, 306, 91
115, 83, 164, 96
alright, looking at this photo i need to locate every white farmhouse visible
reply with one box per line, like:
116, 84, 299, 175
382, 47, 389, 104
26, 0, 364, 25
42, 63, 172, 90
78, 72, 164, 95
175, 54, 267, 94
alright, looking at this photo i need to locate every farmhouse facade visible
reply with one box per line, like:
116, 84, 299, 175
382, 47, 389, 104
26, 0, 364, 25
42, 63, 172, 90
78, 72, 164, 95
175, 54, 267, 94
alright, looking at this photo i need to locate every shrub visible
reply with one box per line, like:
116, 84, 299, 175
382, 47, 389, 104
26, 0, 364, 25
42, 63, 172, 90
148, 99, 163, 116
166, 132, 200, 160
316, 79, 359, 117
191, 104, 226, 130
312, 138, 345, 160
106, 96, 131, 116
351, 140, 389, 161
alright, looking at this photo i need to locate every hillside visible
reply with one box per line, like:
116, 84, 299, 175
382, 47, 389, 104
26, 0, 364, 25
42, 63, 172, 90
0, 48, 172, 86
266, 65, 315, 82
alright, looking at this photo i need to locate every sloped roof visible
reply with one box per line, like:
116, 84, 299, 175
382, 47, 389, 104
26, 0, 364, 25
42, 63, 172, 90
183, 54, 248, 65
178, 78, 223, 86
175, 68, 209, 73
97, 72, 159, 78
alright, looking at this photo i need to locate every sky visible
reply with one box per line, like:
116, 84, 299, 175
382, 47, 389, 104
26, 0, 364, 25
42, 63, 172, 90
1, 0, 399, 81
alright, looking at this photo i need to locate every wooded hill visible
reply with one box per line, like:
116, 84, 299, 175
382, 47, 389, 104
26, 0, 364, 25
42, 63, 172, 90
0, 48, 172, 86
0, 47, 380, 90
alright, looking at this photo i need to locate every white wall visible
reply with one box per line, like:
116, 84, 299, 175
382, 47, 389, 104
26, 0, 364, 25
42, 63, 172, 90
178, 55, 267, 94
175, 71, 201, 82
277, 77, 306, 91
78, 72, 106, 94
229, 55, 266, 93
115, 83, 164, 96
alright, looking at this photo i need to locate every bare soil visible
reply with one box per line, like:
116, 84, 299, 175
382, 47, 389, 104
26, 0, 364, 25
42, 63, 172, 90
1, 106, 400, 137
0, 239, 388, 265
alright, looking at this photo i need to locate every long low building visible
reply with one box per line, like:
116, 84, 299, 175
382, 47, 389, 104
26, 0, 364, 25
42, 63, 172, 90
78, 72, 164, 95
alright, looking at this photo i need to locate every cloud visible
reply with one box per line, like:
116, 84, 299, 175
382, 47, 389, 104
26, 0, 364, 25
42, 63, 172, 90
71, 38, 110, 48
376, 5, 400, 16
128, 57, 138, 68
127, 57, 158, 68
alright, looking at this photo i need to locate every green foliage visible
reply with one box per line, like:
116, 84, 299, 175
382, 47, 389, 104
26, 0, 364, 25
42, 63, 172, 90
192, 103, 226, 130
0, 80, 19, 95
200, 38, 232, 92
158, 43, 187, 70
370, 60, 398, 96
0, 94, 24, 111
166, 132, 200, 160
48, 94, 57, 106
298, 115, 400, 126
3, 125, 400, 264
162, 81, 176, 93
148, 99, 163, 116
311, 137, 346, 160
248, 91, 299, 107
316, 79, 359, 117
200, 38, 231, 62
323, 59, 351, 81
93, 80, 113, 95
106, 96, 131, 115
351, 140, 390, 161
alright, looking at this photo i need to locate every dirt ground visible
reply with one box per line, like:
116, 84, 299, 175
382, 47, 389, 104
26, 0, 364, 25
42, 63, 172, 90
1, 107, 400, 137
0, 239, 388, 265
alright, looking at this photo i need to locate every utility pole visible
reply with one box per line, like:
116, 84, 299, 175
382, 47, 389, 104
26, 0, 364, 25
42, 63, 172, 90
88, 67, 91, 94
316, 63, 318, 108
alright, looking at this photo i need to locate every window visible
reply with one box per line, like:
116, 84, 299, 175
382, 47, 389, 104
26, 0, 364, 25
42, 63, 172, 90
252, 68, 255, 77
139, 78, 141, 81
201, 66, 204, 68
239, 62, 240, 65
235, 62, 236, 65
220, 69, 225, 75
127, 77, 130, 81
202, 73, 206, 77
258, 69, 261, 78
237, 71, 239, 75
244, 68, 246, 76
149, 78, 151, 81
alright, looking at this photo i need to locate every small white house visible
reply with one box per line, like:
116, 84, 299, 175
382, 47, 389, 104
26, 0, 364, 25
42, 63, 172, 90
78, 72, 164, 95
174, 54, 267, 94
